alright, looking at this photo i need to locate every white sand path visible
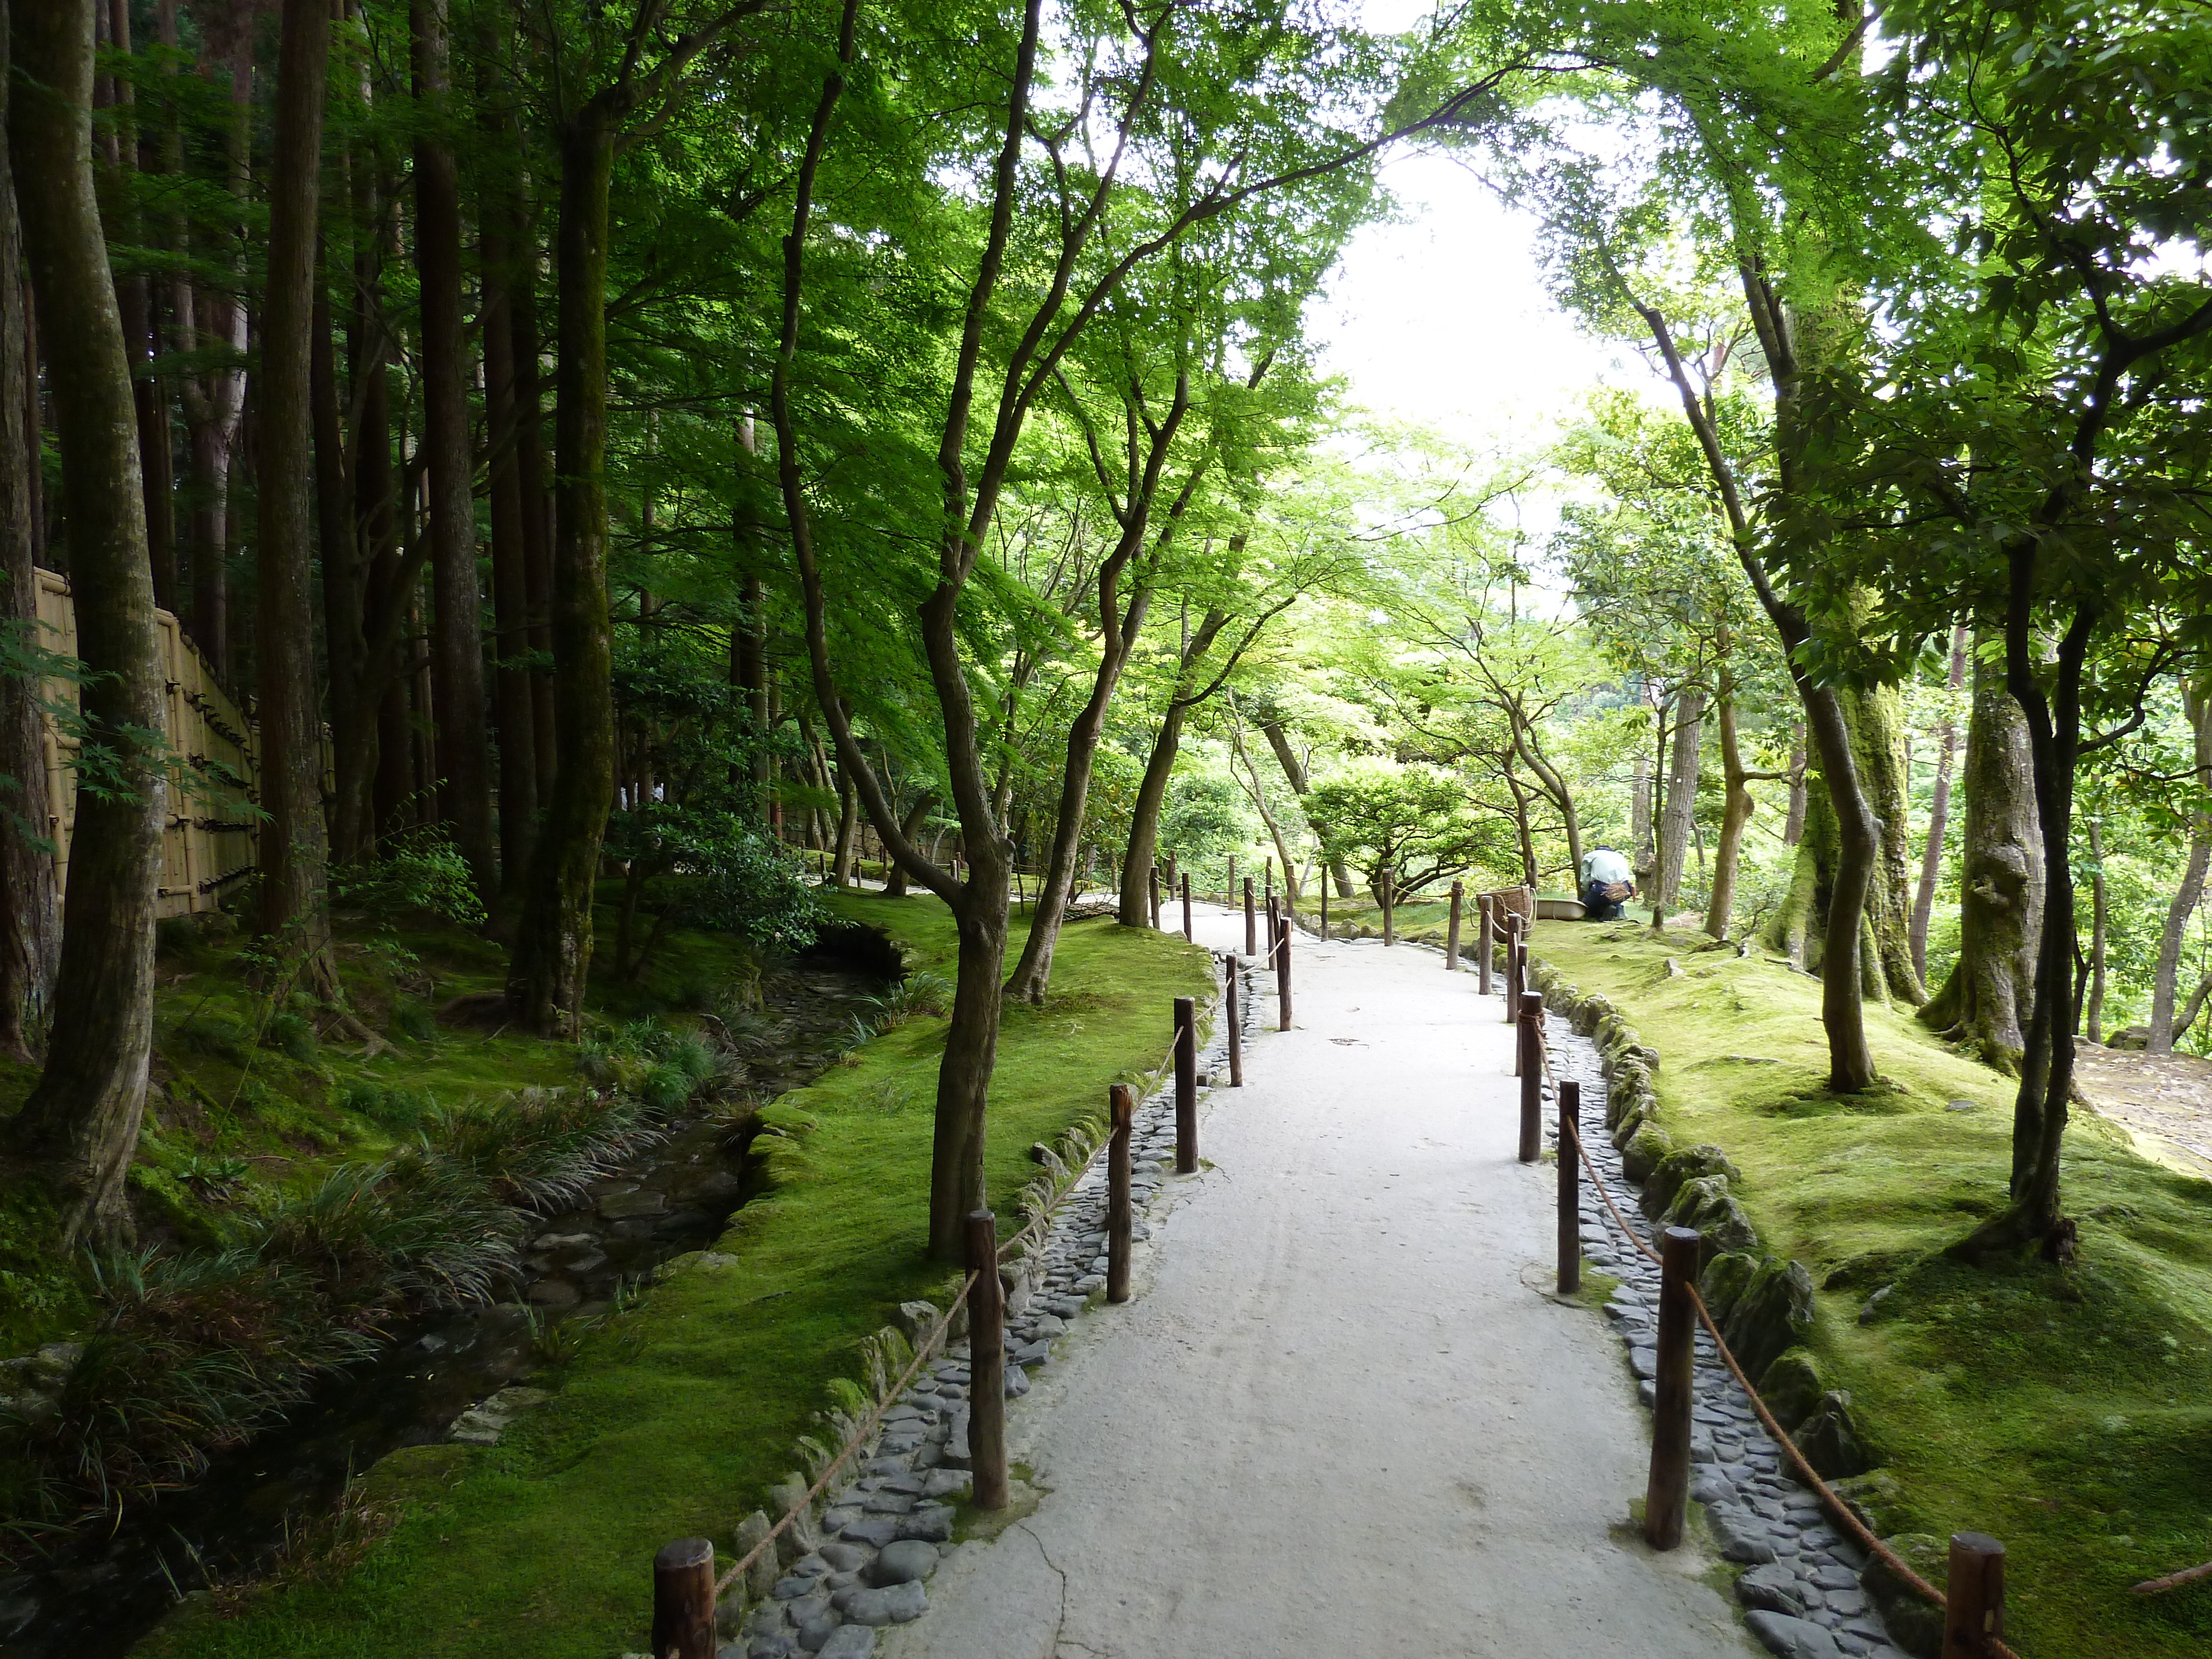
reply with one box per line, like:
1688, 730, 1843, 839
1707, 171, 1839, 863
883, 902, 1757, 1659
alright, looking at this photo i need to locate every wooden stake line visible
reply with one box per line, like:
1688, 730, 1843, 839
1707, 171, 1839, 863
1275, 915, 1293, 1031
1180, 872, 1192, 941
651, 1537, 717, 1659
1557, 1078, 1580, 1296
1243, 875, 1257, 958
1149, 864, 1162, 930
1107, 1084, 1134, 1304
1173, 996, 1198, 1175
1943, 1534, 2005, 1659
1516, 991, 1543, 1157
1644, 1224, 1699, 1551
1446, 880, 1462, 970
1224, 954, 1243, 1086
1477, 894, 1493, 995
966, 1209, 1010, 1510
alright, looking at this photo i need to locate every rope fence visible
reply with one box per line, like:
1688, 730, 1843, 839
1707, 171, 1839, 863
1512, 920, 2023, 1659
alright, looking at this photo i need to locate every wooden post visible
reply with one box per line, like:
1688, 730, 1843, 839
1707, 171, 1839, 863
1644, 1225, 1699, 1550
1557, 1079, 1581, 1295
1149, 864, 1162, 930
1477, 895, 1493, 995
966, 1210, 1009, 1510
1319, 880, 1329, 938
1243, 876, 1257, 957
1224, 954, 1243, 1086
1446, 880, 1463, 969
1942, 1533, 2006, 1659
1180, 873, 1192, 941
1381, 867, 1395, 945
1173, 997, 1198, 1174
1265, 857, 1274, 906
1504, 914, 1522, 1024
1275, 915, 1293, 1031
651, 1537, 717, 1659
1107, 1084, 1134, 1303
1518, 992, 1543, 1157
1225, 854, 1235, 907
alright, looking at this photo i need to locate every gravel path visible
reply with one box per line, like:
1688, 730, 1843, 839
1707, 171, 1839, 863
882, 905, 1759, 1659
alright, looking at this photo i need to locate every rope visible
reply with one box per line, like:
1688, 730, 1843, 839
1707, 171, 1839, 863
707, 983, 1218, 1599
1556, 1103, 2023, 1658
712, 1269, 977, 1596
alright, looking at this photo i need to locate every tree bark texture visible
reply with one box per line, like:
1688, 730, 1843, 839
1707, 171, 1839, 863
253, 0, 332, 972
1261, 717, 1353, 897
1848, 679, 1926, 1003
412, 0, 494, 899
0, 11, 60, 1055
4, 0, 169, 1246
1910, 624, 1967, 980
1919, 637, 2044, 1070
2148, 685, 2210, 1053
2085, 818, 2109, 1044
1655, 685, 1703, 910
482, 202, 538, 901
1704, 684, 1754, 939
508, 103, 620, 1033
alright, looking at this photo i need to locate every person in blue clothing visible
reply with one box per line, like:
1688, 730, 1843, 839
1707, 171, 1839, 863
1580, 846, 1636, 920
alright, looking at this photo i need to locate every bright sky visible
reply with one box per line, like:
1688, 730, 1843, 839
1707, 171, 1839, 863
1310, 2, 1665, 536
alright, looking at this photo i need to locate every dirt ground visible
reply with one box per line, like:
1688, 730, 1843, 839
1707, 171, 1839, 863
2072, 1039, 2212, 1180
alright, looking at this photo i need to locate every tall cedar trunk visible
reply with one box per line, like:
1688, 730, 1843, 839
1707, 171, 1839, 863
1261, 717, 1353, 896
482, 207, 538, 900
1910, 625, 1968, 979
2085, 817, 2109, 1043
0, 15, 60, 1055
1919, 635, 2043, 1069
2148, 685, 2211, 1052
4, 0, 168, 1245
253, 0, 332, 972
1655, 685, 1704, 909
411, 0, 494, 898
1705, 683, 1753, 939
184, 18, 253, 680
508, 104, 618, 1033
832, 764, 857, 884
733, 567, 767, 816
512, 234, 557, 801
1850, 677, 1926, 1003
97, 2, 173, 615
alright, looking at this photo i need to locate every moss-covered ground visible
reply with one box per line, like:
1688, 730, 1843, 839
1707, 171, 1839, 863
139, 894, 1212, 1659
1535, 921, 2212, 1659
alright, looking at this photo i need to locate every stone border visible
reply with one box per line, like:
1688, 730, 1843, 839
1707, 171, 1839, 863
1528, 954, 1924, 1659
693, 964, 1241, 1659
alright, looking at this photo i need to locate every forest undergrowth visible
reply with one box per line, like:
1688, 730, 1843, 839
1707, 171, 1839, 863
1537, 921, 2212, 1659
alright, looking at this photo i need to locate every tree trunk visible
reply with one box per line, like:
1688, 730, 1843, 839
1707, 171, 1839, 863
832, 763, 857, 885
1260, 716, 1352, 896
1919, 636, 2044, 1070
3, 0, 168, 1247
1705, 683, 1754, 939
482, 194, 538, 904
507, 102, 619, 1034
1783, 724, 1806, 845
411, 0, 494, 900
2085, 818, 2109, 1044
0, 20, 60, 1056
1631, 748, 1653, 874
253, 0, 332, 975
2148, 685, 2211, 1053
1118, 700, 1188, 926
1910, 624, 1967, 979
512, 210, 557, 802
881, 794, 930, 897
1655, 685, 1704, 909
1848, 677, 1926, 1003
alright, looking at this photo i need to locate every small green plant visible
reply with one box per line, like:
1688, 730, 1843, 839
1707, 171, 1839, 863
178, 1155, 251, 1196
336, 1079, 437, 1131
264, 1011, 318, 1065
331, 828, 487, 926
393, 1001, 437, 1045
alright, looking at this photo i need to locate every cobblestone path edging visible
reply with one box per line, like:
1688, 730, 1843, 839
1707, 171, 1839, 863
1535, 968, 1917, 1659
709, 963, 1244, 1659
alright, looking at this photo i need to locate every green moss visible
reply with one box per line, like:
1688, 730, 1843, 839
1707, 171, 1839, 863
142, 895, 1213, 1659
1537, 921, 2212, 1659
